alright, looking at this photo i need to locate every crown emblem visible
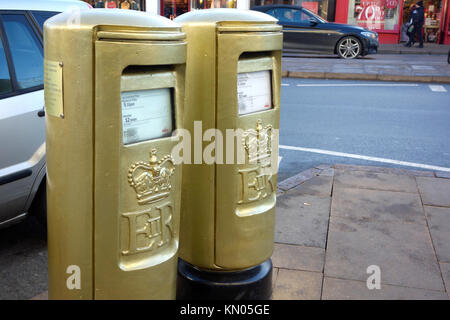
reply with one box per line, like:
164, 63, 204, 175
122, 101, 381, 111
128, 149, 175, 205
242, 119, 273, 166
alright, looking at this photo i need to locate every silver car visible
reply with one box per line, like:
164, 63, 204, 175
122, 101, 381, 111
0, 0, 90, 229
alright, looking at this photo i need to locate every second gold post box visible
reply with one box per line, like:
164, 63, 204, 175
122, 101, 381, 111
45, 10, 185, 299
175, 9, 282, 299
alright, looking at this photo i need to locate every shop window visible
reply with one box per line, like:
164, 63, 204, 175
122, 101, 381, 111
191, 0, 237, 9
422, 0, 443, 43
88, 1, 143, 10
250, 0, 329, 21
162, 1, 190, 19
347, 0, 401, 32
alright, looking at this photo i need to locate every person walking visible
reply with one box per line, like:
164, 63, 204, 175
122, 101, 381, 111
413, 0, 425, 48
404, 4, 416, 46
414, 1, 425, 47
405, 1, 425, 48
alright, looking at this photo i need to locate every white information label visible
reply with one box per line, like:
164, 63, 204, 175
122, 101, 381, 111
121, 88, 173, 145
237, 70, 272, 115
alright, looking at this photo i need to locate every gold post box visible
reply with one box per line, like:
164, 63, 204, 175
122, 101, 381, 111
45, 9, 185, 299
175, 9, 282, 299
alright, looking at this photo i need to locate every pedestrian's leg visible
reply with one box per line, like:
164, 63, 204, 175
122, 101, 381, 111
405, 37, 411, 46
405, 32, 412, 46
417, 25, 423, 47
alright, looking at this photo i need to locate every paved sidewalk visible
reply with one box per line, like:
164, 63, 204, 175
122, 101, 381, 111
273, 164, 450, 300
379, 43, 450, 55
282, 52, 450, 83
29, 164, 450, 300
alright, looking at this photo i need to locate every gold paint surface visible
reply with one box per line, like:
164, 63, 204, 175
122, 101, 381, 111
45, 9, 185, 300
93, 37, 185, 300
176, 10, 282, 271
44, 59, 63, 118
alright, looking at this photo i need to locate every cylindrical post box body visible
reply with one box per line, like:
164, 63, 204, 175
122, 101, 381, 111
175, 9, 282, 299
45, 9, 185, 299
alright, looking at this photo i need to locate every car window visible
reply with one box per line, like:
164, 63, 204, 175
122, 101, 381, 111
1, 14, 43, 90
275, 8, 310, 24
265, 9, 284, 22
0, 38, 12, 95
31, 11, 59, 32
302, 7, 327, 23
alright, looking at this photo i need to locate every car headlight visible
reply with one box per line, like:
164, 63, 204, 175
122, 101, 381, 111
361, 31, 377, 39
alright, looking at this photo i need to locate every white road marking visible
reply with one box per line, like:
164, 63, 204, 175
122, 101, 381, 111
429, 85, 447, 92
295, 83, 419, 87
281, 83, 290, 86
412, 65, 435, 70
279, 145, 450, 172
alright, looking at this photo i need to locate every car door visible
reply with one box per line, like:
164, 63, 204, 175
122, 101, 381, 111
271, 7, 331, 52
269, 7, 318, 51
0, 11, 46, 223
300, 8, 341, 52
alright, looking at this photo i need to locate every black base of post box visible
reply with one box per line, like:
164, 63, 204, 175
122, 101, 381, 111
176, 258, 273, 300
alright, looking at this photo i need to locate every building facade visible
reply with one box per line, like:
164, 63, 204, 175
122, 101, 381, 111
82, 0, 450, 44
334, 0, 450, 44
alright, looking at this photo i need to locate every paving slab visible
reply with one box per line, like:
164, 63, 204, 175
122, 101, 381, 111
272, 268, 279, 291
334, 169, 418, 193
378, 43, 450, 55
275, 193, 331, 248
272, 269, 322, 300
332, 164, 434, 177
282, 53, 450, 83
435, 171, 450, 179
417, 177, 450, 207
440, 263, 450, 299
331, 186, 426, 225
317, 168, 334, 177
277, 168, 320, 191
288, 175, 333, 197
272, 243, 325, 273
424, 206, 450, 262
322, 277, 448, 300
324, 215, 445, 291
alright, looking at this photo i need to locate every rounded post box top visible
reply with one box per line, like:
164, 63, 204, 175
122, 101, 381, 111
45, 8, 181, 30
174, 8, 277, 24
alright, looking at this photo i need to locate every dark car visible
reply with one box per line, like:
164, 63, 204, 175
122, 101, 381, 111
252, 5, 379, 59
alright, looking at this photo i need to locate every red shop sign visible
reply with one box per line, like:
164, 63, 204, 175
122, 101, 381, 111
386, 0, 399, 8
356, 4, 386, 21
360, 0, 386, 7
106, 1, 117, 9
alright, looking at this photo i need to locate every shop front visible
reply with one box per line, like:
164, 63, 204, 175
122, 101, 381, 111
247, 0, 450, 44
160, 0, 239, 19
250, 0, 337, 21
334, 0, 450, 44
82, 0, 146, 10
82, 0, 450, 44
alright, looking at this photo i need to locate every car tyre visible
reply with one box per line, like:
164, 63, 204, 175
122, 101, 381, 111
30, 181, 47, 232
337, 36, 361, 59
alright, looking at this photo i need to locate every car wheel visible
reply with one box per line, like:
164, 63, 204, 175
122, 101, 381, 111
30, 181, 47, 231
337, 36, 361, 59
